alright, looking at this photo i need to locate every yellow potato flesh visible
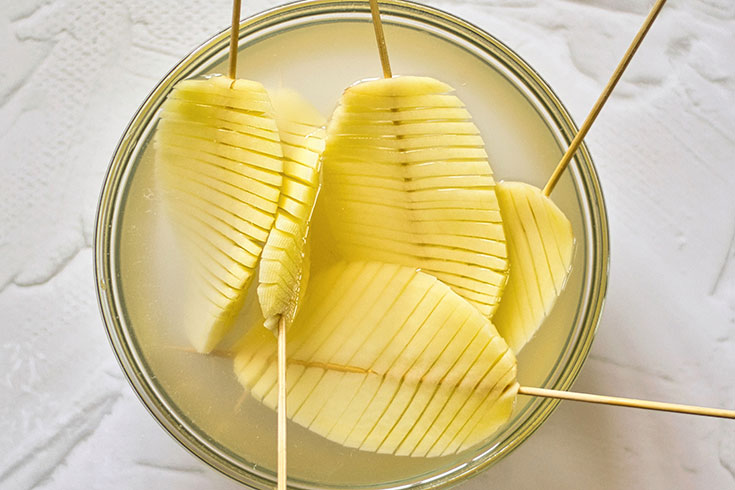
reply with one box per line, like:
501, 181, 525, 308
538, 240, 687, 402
155, 76, 282, 353
320, 76, 509, 318
234, 261, 518, 457
493, 181, 574, 353
257, 89, 326, 331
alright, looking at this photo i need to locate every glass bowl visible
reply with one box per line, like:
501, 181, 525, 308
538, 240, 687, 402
94, 0, 609, 488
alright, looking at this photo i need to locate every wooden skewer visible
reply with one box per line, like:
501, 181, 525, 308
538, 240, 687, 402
542, 0, 667, 197
228, 3, 289, 487
228, 0, 242, 79
369, 0, 392, 78
277, 314, 287, 490
167, 344, 733, 419
518, 386, 735, 419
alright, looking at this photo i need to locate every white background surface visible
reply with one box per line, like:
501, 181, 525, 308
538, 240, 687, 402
1, 0, 734, 488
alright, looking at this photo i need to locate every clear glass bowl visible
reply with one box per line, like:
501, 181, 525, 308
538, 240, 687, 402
94, 0, 609, 488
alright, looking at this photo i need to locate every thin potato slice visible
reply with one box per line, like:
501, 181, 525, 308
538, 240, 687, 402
318, 76, 509, 317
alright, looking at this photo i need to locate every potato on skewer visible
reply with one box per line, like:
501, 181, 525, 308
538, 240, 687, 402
494, 0, 667, 353
155, 75, 283, 353
320, 76, 509, 318
236, 261, 518, 457
494, 181, 574, 353
257, 89, 326, 332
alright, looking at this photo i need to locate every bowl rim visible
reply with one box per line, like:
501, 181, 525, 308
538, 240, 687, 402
94, 0, 610, 488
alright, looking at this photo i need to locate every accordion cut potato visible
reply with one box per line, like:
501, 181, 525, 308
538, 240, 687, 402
257, 90, 326, 331
155, 73, 574, 460
493, 182, 574, 353
234, 261, 518, 457
320, 76, 509, 318
155, 76, 283, 353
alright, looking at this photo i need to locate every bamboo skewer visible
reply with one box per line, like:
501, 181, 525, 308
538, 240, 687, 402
369, 0, 392, 78
229, 0, 288, 486
167, 344, 734, 420
277, 314, 287, 490
542, 0, 667, 196
228, 0, 242, 79
518, 386, 735, 419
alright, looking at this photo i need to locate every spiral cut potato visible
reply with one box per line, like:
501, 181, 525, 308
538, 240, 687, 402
155, 76, 283, 353
257, 90, 326, 331
235, 261, 518, 457
493, 182, 574, 353
320, 76, 509, 318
